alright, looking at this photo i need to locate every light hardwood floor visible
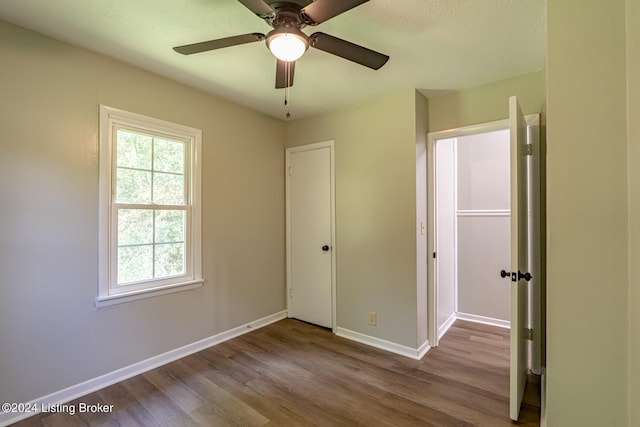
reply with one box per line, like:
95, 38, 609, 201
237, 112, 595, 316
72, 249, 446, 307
13, 319, 540, 426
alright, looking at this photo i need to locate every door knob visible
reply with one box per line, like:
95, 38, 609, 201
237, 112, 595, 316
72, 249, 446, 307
500, 270, 532, 282
519, 271, 532, 281
321, 245, 330, 252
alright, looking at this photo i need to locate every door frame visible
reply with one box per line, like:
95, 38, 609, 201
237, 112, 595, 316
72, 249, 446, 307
427, 115, 540, 348
285, 140, 337, 332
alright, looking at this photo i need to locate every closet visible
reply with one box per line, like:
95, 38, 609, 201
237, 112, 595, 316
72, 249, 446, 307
435, 128, 511, 338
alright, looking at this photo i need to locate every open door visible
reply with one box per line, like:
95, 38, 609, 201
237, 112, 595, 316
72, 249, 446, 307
509, 95, 531, 421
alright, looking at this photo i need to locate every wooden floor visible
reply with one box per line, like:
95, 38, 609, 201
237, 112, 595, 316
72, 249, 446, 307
13, 319, 540, 426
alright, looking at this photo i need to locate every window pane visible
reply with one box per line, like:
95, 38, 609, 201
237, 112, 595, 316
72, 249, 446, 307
116, 168, 152, 203
118, 245, 153, 284
154, 138, 184, 173
118, 209, 153, 245
155, 243, 185, 278
117, 130, 152, 170
155, 210, 185, 243
153, 172, 184, 205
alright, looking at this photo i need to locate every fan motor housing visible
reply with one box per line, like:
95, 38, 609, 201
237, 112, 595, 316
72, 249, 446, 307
268, 2, 307, 28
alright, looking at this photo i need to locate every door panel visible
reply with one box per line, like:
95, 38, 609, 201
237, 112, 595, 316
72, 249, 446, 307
287, 145, 333, 328
509, 95, 529, 421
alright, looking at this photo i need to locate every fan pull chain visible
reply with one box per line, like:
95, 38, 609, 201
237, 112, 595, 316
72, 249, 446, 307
285, 61, 292, 119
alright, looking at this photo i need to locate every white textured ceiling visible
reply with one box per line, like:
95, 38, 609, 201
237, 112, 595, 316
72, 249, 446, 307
0, 0, 546, 120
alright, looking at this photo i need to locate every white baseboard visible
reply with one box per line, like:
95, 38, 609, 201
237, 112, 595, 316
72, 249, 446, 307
416, 339, 431, 360
0, 310, 287, 427
456, 312, 510, 329
438, 312, 457, 340
336, 327, 430, 360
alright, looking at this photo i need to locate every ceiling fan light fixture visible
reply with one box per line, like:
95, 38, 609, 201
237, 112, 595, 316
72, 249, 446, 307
267, 28, 308, 62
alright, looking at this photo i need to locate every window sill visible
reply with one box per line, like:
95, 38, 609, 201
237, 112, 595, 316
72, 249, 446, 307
95, 279, 204, 308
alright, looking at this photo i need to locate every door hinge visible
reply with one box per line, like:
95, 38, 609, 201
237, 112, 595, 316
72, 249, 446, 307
433, 252, 437, 259
289, 288, 293, 299
288, 166, 292, 176
526, 328, 534, 341
525, 144, 533, 156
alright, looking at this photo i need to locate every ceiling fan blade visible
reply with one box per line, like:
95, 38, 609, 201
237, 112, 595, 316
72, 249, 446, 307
309, 32, 389, 70
301, 0, 368, 25
276, 59, 296, 89
173, 33, 265, 55
236, 0, 275, 19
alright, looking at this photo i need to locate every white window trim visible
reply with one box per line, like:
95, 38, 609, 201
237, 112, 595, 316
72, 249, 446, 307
97, 105, 203, 308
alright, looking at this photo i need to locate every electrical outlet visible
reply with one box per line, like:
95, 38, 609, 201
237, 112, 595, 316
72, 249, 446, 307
368, 311, 377, 326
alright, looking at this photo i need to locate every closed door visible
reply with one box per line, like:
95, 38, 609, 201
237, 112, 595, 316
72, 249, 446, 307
286, 142, 334, 329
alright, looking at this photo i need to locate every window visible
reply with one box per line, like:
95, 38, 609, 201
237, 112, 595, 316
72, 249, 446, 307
97, 106, 202, 306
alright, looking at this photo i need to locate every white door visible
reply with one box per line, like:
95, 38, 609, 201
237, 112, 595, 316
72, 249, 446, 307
509, 95, 530, 421
286, 142, 335, 329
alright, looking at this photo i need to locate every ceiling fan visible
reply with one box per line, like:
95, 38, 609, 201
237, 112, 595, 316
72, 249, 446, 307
173, 0, 390, 89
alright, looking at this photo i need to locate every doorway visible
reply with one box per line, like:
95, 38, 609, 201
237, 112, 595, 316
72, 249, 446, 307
427, 117, 541, 364
285, 141, 336, 330
428, 119, 513, 344
433, 127, 512, 340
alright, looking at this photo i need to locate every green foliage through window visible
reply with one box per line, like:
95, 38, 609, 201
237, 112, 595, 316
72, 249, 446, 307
115, 128, 187, 285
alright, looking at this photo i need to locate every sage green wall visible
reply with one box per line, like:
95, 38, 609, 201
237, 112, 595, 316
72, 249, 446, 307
427, 70, 546, 131
627, 0, 640, 426
627, 0, 640, 425
0, 21, 286, 405
546, 0, 629, 425
284, 90, 423, 348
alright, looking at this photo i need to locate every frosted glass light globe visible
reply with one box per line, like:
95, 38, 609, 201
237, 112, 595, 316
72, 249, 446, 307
268, 32, 308, 62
